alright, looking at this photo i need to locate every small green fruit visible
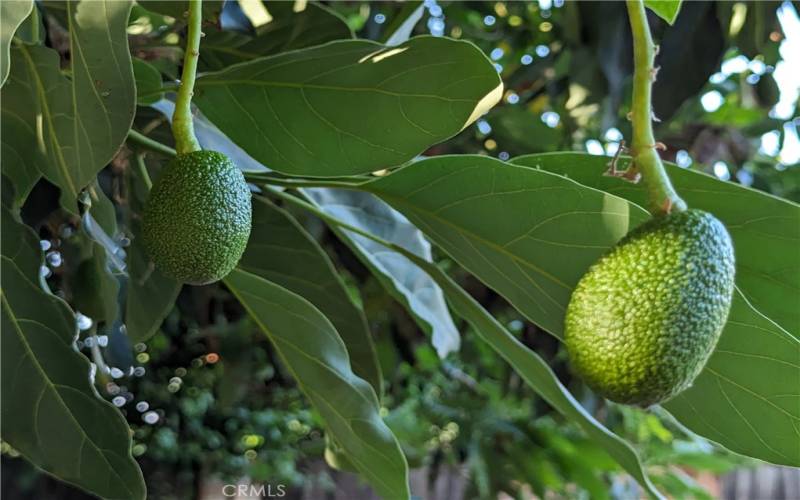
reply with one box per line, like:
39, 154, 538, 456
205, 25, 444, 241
565, 209, 735, 407
142, 150, 252, 285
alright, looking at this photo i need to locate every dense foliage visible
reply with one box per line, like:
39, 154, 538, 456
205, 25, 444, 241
1, 1, 798, 499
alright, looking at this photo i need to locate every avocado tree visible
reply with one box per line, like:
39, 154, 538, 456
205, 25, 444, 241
1, 0, 798, 498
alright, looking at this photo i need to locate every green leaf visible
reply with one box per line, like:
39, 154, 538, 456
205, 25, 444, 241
85, 180, 118, 237
488, 106, 563, 156
0, 0, 32, 87
1, 206, 145, 500
510, 152, 800, 337
426, 270, 663, 499
199, 3, 353, 70
139, 0, 223, 23
299, 202, 662, 498
132, 57, 163, 106
383, 3, 425, 46
124, 157, 180, 342
367, 155, 646, 338
644, 0, 683, 25
71, 241, 120, 326
0, 1, 135, 214
1, 3, 43, 208
665, 291, 800, 466
239, 196, 382, 395
303, 188, 460, 358
0, 66, 44, 208
13, 2, 44, 45
151, 99, 269, 173
367, 154, 800, 466
195, 36, 503, 177
224, 269, 410, 498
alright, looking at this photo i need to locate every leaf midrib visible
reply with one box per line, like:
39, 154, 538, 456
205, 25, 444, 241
370, 189, 573, 291
197, 78, 479, 103
18, 46, 77, 198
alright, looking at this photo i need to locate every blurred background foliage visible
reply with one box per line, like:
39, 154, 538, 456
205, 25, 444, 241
2, 0, 797, 498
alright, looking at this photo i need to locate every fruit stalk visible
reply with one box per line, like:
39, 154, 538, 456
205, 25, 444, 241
172, 0, 203, 154
626, 0, 686, 214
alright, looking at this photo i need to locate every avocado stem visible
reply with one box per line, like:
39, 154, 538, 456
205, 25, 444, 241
172, 0, 203, 155
626, 0, 686, 215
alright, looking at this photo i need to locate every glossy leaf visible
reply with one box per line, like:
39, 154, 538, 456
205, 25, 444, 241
195, 36, 503, 177
199, 3, 353, 70
645, 0, 683, 25
224, 269, 410, 498
238, 196, 382, 395
1, 1, 135, 214
511, 152, 800, 337
373, 242, 662, 499
1, 206, 145, 499
368, 154, 800, 466
0, 0, 32, 87
303, 188, 460, 358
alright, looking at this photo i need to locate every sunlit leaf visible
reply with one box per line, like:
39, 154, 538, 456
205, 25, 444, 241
511, 152, 800, 337
368, 155, 645, 337
367, 154, 800, 466
195, 36, 503, 176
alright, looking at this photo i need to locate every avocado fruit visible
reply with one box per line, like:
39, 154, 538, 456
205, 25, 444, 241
565, 209, 735, 407
142, 150, 252, 285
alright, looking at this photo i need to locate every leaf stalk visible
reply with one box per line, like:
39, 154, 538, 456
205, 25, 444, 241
626, 0, 686, 214
126, 129, 177, 158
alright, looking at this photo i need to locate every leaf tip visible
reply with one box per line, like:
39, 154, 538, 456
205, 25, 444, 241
462, 81, 504, 132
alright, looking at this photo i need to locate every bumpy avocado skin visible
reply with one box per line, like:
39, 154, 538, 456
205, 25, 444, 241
142, 151, 252, 285
565, 209, 735, 407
